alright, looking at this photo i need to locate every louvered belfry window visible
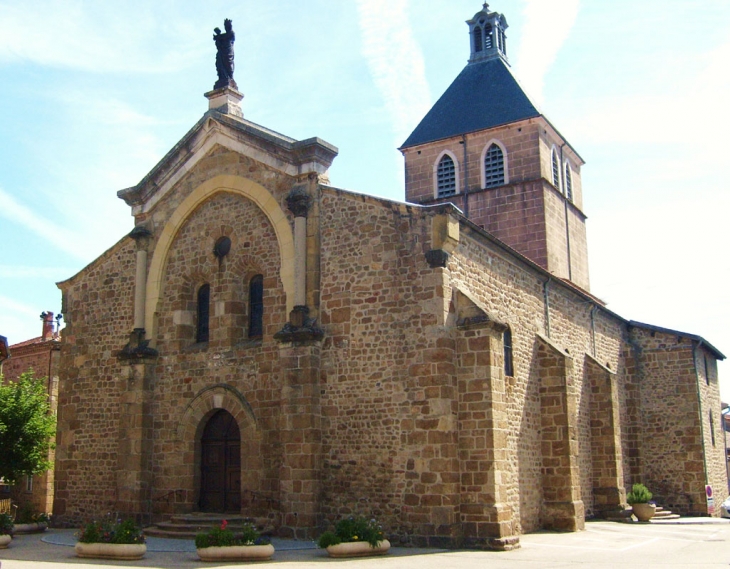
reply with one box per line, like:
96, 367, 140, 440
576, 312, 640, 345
248, 274, 264, 338
474, 27, 483, 52
196, 283, 210, 343
484, 24, 493, 49
551, 150, 560, 189
437, 154, 457, 197
564, 163, 573, 201
484, 143, 505, 188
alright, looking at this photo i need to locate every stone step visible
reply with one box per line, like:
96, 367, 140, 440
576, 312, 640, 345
144, 513, 274, 539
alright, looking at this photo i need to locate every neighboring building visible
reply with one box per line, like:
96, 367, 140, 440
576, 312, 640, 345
52, 5, 727, 549
1, 313, 61, 516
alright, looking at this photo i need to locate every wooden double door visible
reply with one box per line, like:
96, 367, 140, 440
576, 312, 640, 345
199, 410, 241, 512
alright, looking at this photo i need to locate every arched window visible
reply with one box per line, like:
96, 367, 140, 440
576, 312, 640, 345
484, 24, 493, 49
503, 328, 514, 377
551, 149, 561, 189
484, 143, 505, 188
564, 161, 573, 202
436, 154, 457, 198
499, 29, 506, 54
248, 274, 264, 338
196, 283, 210, 343
474, 27, 483, 52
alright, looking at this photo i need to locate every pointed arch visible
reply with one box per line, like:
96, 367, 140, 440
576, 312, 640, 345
564, 160, 574, 202
551, 147, 561, 190
433, 150, 460, 198
145, 174, 295, 344
480, 139, 509, 189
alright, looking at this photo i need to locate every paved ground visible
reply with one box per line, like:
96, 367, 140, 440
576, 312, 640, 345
1, 519, 729, 569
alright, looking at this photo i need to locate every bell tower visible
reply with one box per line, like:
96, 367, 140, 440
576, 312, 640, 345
400, 3, 590, 291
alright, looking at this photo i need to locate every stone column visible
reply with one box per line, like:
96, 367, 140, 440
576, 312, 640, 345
130, 226, 152, 332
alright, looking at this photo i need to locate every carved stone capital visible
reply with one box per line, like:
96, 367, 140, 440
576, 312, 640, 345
286, 187, 312, 217
129, 226, 152, 249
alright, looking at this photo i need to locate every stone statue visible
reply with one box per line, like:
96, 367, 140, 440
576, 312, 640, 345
213, 19, 237, 90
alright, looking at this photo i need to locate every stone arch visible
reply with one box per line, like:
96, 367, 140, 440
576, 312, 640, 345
145, 174, 295, 343
177, 384, 264, 512
176, 383, 257, 442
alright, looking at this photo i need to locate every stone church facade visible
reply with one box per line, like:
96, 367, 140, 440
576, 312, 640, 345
53, 5, 726, 549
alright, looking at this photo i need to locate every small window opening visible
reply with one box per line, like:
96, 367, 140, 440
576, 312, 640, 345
248, 274, 264, 338
704, 355, 710, 385
436, 154, 457, 198
503, 328, 514, 377
474, 27, 483, 52
709, 411, 716, 446
499, 29, 506, 54
25, 475, 33, 493
196, 283, 210, 343
484, 143, 505, 188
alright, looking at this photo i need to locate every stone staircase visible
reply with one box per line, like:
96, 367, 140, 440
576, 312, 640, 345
144, 513, 275, 539
650, 506, 681, 521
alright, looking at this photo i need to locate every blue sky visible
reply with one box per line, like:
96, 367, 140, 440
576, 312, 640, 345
0, 0, 728, 399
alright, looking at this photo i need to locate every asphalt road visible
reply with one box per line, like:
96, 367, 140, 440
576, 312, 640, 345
1, 519, 729, 569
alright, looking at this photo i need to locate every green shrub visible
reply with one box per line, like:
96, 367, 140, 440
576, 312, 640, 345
626, 483, 653, 505
195, 520, 269, 549
0, 512, 14, 535
15, 504, 50, 525
318, 516, 384, 549
77, 518, 145, 544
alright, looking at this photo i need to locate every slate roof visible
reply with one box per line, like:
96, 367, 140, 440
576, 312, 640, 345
401, 58, 541, 149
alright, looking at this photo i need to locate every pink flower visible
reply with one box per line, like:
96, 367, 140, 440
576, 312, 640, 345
221, 520, 228, 530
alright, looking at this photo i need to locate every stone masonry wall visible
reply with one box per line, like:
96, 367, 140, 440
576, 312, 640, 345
55, 237, 137, 523
627, 326, 728, 514
448, 227, 627, 532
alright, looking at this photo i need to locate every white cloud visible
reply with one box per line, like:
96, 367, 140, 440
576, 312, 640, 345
515, 0, 580, 106
355, 0, 432, 144
0, 1, 204, 73
0, 187, 91, 261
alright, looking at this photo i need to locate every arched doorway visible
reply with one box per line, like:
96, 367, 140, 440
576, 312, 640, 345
199, 410, 241, 512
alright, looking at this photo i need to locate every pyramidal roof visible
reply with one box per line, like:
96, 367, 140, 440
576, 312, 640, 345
400, 57, 541, 149
401, 3, 545, 149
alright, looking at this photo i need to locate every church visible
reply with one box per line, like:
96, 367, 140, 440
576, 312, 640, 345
53, 4, 727, 549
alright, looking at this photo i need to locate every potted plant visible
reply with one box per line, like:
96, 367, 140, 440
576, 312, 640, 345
195, 519, 274, 561
75, 518, 146, 560
627, 483, 656, 522
318, 516, 390, 558
13, 506, 50, 534
0, 512, 13, 549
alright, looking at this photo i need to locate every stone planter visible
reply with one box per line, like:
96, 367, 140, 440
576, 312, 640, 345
197, 543, 275, 561
13, 522, 48, 534
632, 503, 656, 522
74, 542, 147, 560
0, 534, 11, 549
326, 539, 391, 558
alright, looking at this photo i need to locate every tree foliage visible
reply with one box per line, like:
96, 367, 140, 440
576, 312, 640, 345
0, 371, 56, 483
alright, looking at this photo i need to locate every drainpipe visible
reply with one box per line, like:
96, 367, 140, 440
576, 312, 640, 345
559, 143, 573, 282
542, 276, 552, 338
461, 134, 469, 219
692, 340, 710, 504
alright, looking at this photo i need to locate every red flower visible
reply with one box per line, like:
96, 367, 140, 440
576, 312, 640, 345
221, 520, 228, 530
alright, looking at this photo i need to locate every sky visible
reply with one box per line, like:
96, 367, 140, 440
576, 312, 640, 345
0, 0, 728, 400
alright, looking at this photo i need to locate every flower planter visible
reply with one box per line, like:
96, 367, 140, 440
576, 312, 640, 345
74, 542, 147, 560
0, 534, 11, 549
13, 522, 48, 534
197, 543, 275, 561
326, 539, 391, 558
632, 503, 656, 522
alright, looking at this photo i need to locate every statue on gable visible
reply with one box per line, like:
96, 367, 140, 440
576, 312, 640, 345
213, 19, 237, 90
